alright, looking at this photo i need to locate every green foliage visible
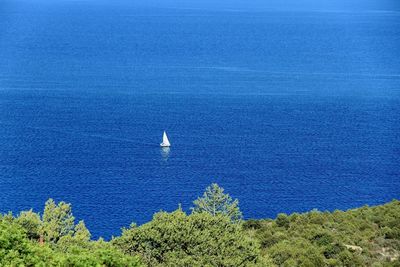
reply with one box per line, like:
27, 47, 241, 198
42, 198, 75, 243
243, 219, 264, 230
113, 208, 260, 266
1, 200, 142, 267
276, 213, 290, 229
268, 239, 325, 266
55, 242, 142, 267
247, 200, 400, 266
192, 183, 243, 222
73, 220, 91, 242
0, 219, 30, 265
0, 188, 399, 267
15, 209, 41, 240
311, 231, 334, 246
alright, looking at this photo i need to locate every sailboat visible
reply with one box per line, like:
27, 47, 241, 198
160, 131, 171, 147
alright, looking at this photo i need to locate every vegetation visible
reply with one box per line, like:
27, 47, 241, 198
0, 200, 141, 267
113, 209, 259, 266
243, 201, 400, 266
192, 183, 243, 222
0, 184, 399, 266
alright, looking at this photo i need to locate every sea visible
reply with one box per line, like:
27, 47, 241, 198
0, 0, 399, 239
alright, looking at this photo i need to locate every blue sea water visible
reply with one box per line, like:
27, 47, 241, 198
0, 0, 399, 239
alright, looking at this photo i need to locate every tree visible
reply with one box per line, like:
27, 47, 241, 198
1, 200, 142, 267
0, 219, 30, 266
16, 209, 41, 240
192, 183, 242, 222
0, 217, 142, 267
74, 220, 91, 242
42, 199, 75, 243
57, 220, 91, 252
113, 209, 259, 266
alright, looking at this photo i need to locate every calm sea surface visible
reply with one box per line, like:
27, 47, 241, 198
1, 0, 399, 238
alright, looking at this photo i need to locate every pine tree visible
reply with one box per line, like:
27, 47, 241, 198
42, 199, 75, 243
192, 183, 243, 222
74, 220, 91, 242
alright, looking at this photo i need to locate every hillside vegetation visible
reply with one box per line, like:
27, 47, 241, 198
243, 199, 400, 266
0, 184, 399, 266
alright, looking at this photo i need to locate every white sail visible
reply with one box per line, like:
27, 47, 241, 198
161, 131, 171, 147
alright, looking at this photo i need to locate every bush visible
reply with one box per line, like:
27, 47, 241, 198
276, 213, 290, 229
